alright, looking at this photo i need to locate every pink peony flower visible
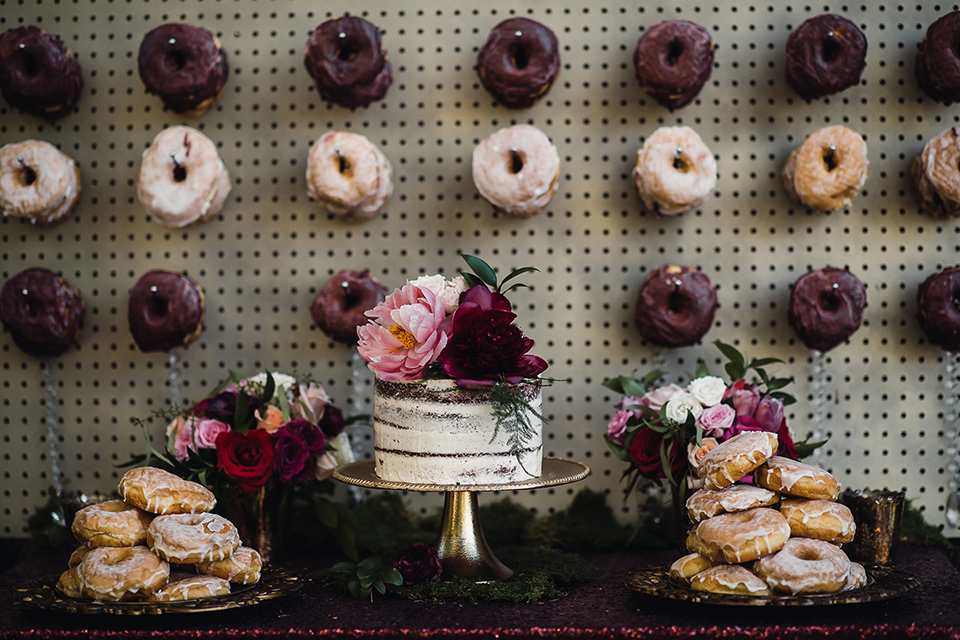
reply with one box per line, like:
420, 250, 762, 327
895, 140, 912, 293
357, 282, 449, 381
166, 417, 194, 463
754, 395, 785, 433
193, 418, 230, 450
638, 384, 682, 413
724, 379, 760, 417
290, 382, 330, 424
697, 403, 736, 437
606, 410, 633, 446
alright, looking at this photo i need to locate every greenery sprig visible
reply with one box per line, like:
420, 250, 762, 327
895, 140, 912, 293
489, 380, 546, 478
458, 253, 539, 294
331, 558, 403, 601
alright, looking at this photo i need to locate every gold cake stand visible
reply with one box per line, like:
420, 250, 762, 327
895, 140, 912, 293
333, 457, 590, 581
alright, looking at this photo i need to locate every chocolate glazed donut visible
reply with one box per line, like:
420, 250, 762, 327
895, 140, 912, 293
634, 265, 717, 348
0, 267, 84, 357
633, 20, 714, 111
304, 16, 392, 109
784, 13, 867, 100
917, 267, 960, 352
312, 269, 386, 344
916, 11, 960, 105
477, 17, 560, 109
127, 270, 205, 353
788, 267, 866, 352
137, 23, 229, 115
0, 26, 83, 121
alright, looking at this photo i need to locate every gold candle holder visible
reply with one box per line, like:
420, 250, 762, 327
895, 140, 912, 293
842, 488, 905, 566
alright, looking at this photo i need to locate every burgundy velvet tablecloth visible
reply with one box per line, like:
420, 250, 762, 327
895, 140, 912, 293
2, 547, 959, 640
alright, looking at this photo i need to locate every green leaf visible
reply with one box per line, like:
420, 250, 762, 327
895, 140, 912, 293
347, 578, 363, 599
378, 567, 403, 585
276, 383, 291, 422
373, 582, 387, 595
620, 377, 648, 398
262, 372, 276, 407
601, 377, 628, 394
234, 392, 250, 434
641, 369, 666, 388
331, 561, 356, 573
693, 361, 710, 379
714, 340, 746, 379
498, 266, 539, 293
749, 357, 784, 368
794, 437, 829, 459
460, 254, 498, 289
460, 272, 484, 289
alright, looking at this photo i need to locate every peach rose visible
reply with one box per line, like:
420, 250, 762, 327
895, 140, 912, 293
687, 437, 719, 470
255, 405, 285, 434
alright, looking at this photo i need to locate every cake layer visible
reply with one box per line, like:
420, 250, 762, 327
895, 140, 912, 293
373, 378, 543, 485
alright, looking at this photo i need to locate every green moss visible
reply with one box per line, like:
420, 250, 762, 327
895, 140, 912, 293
536, 488, 632, 550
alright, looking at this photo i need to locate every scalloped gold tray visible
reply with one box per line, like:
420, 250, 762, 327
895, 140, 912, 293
625, 565, 919, 607
16, 565, 301, 615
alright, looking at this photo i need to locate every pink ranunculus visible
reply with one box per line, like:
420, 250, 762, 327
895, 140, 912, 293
754, 395, 785, 433
723, 414, 766, 441
724, 379, 760, 417
698, 403, 736, 437
606, 410, 633, 446
193, 418, 230, 450
166, 417, 194, 462
638, 384, 682, 413
290, 382, 330, 423
357, 282, 449, 381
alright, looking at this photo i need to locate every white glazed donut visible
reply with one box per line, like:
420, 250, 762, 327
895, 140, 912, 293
306, 130, 393, 222
137, 125, 231, 227
632, 125, 717, 215
0, 140, 81, 224
472, 124, 560, 218
146, 513, 240, 564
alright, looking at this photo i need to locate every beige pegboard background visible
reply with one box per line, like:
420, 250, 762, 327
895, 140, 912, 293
2, 0, 959, 537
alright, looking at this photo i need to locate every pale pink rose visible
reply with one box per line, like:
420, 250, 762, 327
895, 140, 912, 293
291, 382, 330, 423
697, 404, 736, 437
687, 437, 719, 470
166, 417, 194, 462
606, 410, 633, 446
255, 405, 285, 434
314, 452, 339, 481
193, 418, 230, 449
357, 282, 449, 381
638, 384, 682, 413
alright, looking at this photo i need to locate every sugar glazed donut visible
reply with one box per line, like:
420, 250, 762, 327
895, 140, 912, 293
912, 127, 960, 218
75, 545, 170, 601
694, 507, 791, 564
917, 267, 960, 351
137, 23, 229, 115
477, 17, 560, 109
137, 125, 231, 228
842, 562, 868, 591
127, 270, 205, 353
780, 498, 856, 545
119, 467, 216, 515
782, 125, 868, 212
304, 16, 392, 109
756, 456, 842, 501
196, 546, 262, 584
690, 565, 773, 596
686, 485, 780, 524
306, 131, 393, 222
784, 14, 867, 100
0, 267, 84, 357
472, 124, 560, 218
147, 513, 240, 564
788, 267, 867, 352
0, 140, 81, 225
633, 265, 718, 348
697, 431, 779, 491
633, 20, 714, 111
632, 126, 717, 215
56, 567, 82, 598
71, 499, 154, 548
754, 537, 851, 595
147, 574, 231, 601
916, 11, 960, 106
0, 26, 83, 120
312, 269, 386, 344
668, 552, 715, 585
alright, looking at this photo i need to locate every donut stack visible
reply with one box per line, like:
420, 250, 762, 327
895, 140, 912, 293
57, 467, 262, 602
670, 431, 864, 597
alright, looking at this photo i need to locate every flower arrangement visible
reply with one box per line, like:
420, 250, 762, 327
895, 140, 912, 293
356, 254, 548, 469
603, 341, 824, 539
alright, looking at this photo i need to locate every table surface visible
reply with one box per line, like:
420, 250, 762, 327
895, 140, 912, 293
2, 546, 959, 640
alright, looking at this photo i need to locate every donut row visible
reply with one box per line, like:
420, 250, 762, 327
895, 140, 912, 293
60, 467, 262, 602
7, 11, 960, 121
671, 431, 863, 597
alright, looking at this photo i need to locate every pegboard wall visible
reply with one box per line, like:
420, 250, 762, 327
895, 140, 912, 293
2, 0, 959, 538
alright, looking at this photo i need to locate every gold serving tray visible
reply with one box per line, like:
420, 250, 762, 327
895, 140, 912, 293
625, 564, 919, 607
17, 565, 301, 615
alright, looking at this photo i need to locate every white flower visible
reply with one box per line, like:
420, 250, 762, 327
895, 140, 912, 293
411, 274, 467, 314
688, 376, 726, 407
664, 390, 703, 425
244, 372, 298, 402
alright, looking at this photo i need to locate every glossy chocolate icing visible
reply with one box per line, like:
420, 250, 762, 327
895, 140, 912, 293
916, 11, 960, 105
784, 13, 867, 100
0, 26, 83, 121
634, 265, 717, 348
633, 20, 714, 111
0, 267, 84, 356
788, 267, 866, 352
311, 269, 385, 344
127, 270, 204, 353
477, 17, 560, 109
917, 267, 960, 352
137, 23, 229, 114
304, 16, 392, 109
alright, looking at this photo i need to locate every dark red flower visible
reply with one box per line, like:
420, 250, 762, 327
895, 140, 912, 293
317, 404, 345, 439
776, 418, 799, 461
628, 427, 686, 482
270, 426, 313, 484
282, 419, 327, 455
394, 543, 443, 585
216, 430, 275, 492
437, 285, 548, 386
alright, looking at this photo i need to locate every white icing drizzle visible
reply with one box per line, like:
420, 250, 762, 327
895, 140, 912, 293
755, 538, 851, 595
698, 432, 777, 489
693, 565, 769, 594
696, 507, 790, 563
147, 513, 239, 564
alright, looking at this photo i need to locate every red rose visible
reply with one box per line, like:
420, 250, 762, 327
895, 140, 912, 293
628, 427, 686, 482
216, 430, 275, 492
776, 418, 799, 461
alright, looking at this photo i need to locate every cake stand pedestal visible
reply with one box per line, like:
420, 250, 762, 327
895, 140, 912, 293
333, 457, 590, 581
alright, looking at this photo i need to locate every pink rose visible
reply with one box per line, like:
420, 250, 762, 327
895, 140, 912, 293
687, 437, 719, 470
638, 384, 682, 413
724, 379, 760, 417
697, 404, 736, 437
290, 382, 330, 423
193, 418, 230, 449
166, 417, 194, 462
723, 414, 766, 441
606, 410, 633, 446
